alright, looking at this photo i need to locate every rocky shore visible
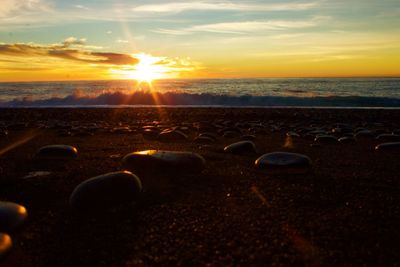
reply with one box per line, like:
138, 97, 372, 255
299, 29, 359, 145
0, 108, 399, 266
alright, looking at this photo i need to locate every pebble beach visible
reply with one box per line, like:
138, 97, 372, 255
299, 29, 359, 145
0, 107, 400, 266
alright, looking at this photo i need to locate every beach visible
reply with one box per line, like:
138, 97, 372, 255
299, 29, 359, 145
1, 107, 400, 266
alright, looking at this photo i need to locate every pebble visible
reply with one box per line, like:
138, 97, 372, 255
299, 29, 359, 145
255, 152, 312, 171
222, 131, 238, 139
0, 233, 12, 258
224, 141, 256, 154
314, 135, 338, 144
142, 129, 159, 140
376, 134, 400, 142
338, 136, 356, 144
123, 150, 206, 174
36, 145, 78, 160
375, 142, 400, 151
158, 129, 188, 142
241, 135, 256, 141
0, 201, 28, 231
286, 132, 300, 138
69, 171, 142, 211
194, 136, 215, 144
355, 130, 374, 139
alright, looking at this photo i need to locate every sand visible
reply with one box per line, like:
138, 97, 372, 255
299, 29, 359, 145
0, 107, 400, 266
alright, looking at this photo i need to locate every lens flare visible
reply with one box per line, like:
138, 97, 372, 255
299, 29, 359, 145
128, 53, 168, 84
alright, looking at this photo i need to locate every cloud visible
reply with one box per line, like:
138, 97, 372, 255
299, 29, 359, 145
116, 39, 129, 43
74, 5, 89, 10
63, 37, 87, 47
0, 38, 139, 65
132, 1, 319, 13
0, 0, 50, 18
155, 19, 319, 35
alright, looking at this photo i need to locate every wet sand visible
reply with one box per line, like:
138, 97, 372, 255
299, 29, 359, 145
0, 108, 400, 266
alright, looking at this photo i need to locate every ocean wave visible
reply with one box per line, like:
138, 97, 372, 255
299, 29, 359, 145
1, 91, 400, 107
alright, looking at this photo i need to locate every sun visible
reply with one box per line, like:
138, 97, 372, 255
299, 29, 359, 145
128, 53, 167, 84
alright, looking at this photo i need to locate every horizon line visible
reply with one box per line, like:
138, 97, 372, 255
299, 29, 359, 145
1, 75, 400, 83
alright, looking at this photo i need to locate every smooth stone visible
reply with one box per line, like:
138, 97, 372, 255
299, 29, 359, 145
198, 132, 217, 140
122, 150, 206, 174
23, 171, 52, 179
224, 141, 256, 154
194, 136, 215, 144
220, 127, 241, 134
36, 145, 78, 160
376, 134, 400, 142
0, 201, 28, 231
286, 132, 300, 138
375, 142, 400, 151
142, 129, 159, 140
158, 130, 188, 142
112, 127, 132, 134
355, 130, 374, 139
222, 131, 238, 139
314, 135, 338, 144
338, 136, 356, 144
255, 152, 311, 171
0, 233, 12, 257
241, 135, 256, 141
72, 130, 93, 137
70, 171, 142, 211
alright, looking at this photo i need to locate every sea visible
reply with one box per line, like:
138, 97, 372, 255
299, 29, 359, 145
0, 78, 399, 108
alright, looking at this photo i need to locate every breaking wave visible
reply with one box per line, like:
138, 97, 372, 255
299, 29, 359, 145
1, 90, 400, 108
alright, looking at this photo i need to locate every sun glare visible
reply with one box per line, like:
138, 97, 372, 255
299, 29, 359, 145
128, 53, 168, 84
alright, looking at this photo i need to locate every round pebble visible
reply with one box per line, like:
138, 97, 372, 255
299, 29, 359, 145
375, 142, 400, 151
0, 201, 28, 231
224, 141, 256, 154
194, 136, 215, 144
36, 145, 78, 160
314, 135, 338, 144
338, 136, 356, 144
123, 150, 206, 174
241, 135, 256, 141
158, 130, 188, 142
376, 134, 400, 142
0, 233, 12, 258
255, 152, 312, 171
70, 171, 142, 211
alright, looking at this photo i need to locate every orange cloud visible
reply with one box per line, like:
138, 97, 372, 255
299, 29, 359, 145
0, 39, 139, 66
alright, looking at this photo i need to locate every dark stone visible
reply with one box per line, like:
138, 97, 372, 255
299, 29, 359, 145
224, 141, 256, 154
158, 130, 188, 142
198, 132, 217, 140
286, 132, 300, 138
241, 135, 256, 141
0, 201, 28, 231
338, 136, 356, 144
255, 152, 311, 172
314, 135, 338, 144
375, 142, 400, 151
355, 130, 374, 139
36, 145, 78, 160
222, 131, 238, 139
376, 134, 400, 142
123, 150, 206, 174
0, 233, 12, 258
70, 171, 142, 211
194, 136, 215, 144
142, 129, 159, 140
112, 127, 132, 134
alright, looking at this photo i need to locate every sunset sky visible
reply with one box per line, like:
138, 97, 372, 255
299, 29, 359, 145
0, 0, 399, 81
